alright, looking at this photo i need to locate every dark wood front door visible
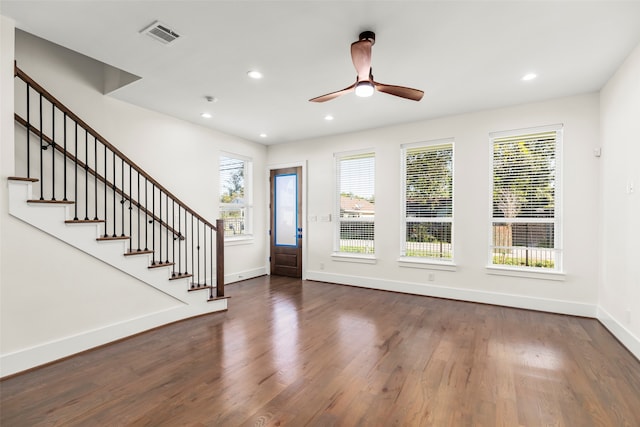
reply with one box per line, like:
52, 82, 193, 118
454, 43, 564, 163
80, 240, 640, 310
270, 167, 302, 277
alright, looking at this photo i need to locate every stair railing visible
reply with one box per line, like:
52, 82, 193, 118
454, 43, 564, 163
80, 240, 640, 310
13, 63, 224, 300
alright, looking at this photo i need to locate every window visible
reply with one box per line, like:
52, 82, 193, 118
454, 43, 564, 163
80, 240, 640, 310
401, 140, 454, 262
490, 125, 562, 270
219, 154, 252, 239
335, 151, 375, 255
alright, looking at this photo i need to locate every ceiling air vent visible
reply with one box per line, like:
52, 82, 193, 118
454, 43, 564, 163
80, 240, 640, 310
140, 21, 180, 45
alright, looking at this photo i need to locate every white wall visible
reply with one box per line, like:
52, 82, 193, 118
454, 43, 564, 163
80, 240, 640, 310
1, 29, 267, 366
2, 22, 637, 374
269, 93, 602, 316
598, 43, 640, 356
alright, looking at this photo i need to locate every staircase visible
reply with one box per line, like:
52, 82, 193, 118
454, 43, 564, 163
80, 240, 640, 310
8, 65, 227, 341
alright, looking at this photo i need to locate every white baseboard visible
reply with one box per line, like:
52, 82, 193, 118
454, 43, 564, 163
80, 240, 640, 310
0, 298, 227, 378
305, 270, 597, 317
597, 306, 640, 361
225, 266, 266, 284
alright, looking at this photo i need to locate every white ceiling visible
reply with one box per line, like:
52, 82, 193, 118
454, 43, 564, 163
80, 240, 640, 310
3, 1, 640, 145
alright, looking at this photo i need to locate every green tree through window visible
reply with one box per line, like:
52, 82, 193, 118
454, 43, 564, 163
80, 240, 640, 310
219, 155, 250, 237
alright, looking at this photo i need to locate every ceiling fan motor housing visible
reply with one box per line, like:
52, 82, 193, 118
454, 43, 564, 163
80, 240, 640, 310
359, 31, 375, 45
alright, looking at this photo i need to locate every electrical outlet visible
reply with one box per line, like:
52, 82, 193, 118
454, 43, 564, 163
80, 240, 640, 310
427, 273, 435, 281
319, 263, 325, 270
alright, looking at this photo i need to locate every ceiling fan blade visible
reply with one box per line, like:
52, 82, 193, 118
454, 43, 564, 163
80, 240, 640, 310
351, 39, 373, 81
309, 83, 356, 103
374, 81, 424, 101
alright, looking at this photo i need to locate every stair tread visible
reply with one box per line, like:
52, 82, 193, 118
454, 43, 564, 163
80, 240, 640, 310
170, 273, 193, 280
96, 235, 130, 241
66, 219, 104, 224
124, 250, 154, 256
8, 176, 39, 182
28, 199, 75, 204
149, 261, 174, 269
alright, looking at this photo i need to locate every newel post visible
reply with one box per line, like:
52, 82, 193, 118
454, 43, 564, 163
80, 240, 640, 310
216, 219, 225, 298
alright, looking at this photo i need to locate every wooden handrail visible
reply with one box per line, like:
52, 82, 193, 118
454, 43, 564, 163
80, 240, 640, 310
14, 62, 225, 297
14, 114, 184, 239
14, 64, 217, 231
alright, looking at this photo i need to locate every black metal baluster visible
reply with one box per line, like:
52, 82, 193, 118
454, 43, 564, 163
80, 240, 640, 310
177, 205, 182, 276
129, 164, 133, 252
191, 215, 194, 288
144, 178, 148, 250
181, 208, 187, 276
203, 222, 207, 286
137, 171, 141, 251
63, 113, 67, 201
112, 151, 116, 237
158, 190, 162, 264
26, 83, 31, 178
209, 226, 213, 299
103, 145, 107, 237
151, 184, 156, 265
93, 137, 98, 220
121, 158, 125, 236
51, 104, 55, 200
38, 93, 43, 199
197, 220, 200, 286
171, 199, 176, 276
165, 194, 169, 264
73, 123, 78, 220
84, 130, 89, 220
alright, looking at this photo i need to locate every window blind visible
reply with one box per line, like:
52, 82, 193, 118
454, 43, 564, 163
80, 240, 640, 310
219, 155, 249, 237
492, 131, 556, 219
336, 152, 375, 254
490, 128, 561, 270
219, 156, 245, 202
403, 141, 454, 260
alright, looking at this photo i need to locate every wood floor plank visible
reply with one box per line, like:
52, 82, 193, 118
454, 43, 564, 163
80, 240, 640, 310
1, 276, 639, 426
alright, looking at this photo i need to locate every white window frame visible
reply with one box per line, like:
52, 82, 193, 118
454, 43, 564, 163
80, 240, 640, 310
332, 149, 376, 263
399, 138, 455, 268
487, 124, 564, 277
219, 152, 253, 243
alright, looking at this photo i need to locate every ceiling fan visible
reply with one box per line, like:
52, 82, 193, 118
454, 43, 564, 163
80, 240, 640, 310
309, 31, 424, 103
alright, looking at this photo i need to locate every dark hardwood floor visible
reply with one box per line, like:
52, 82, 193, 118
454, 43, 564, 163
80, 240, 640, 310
1, 275, 639, 426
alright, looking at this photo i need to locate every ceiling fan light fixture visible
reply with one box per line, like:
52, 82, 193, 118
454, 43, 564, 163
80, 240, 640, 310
355, 81, 374, 97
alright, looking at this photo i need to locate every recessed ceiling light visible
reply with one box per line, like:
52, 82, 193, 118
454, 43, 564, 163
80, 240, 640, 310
522, 73, 537, 81
259, 133, 267, 138
324, 115, 334, 121
201, 112, 212, 119
247, 70, 263, 79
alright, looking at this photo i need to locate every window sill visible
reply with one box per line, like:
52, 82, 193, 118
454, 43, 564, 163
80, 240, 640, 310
485, 265, 566, 281
398, 257, 457, 271
224, 235, 254, 246
331, 253, 377, 264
